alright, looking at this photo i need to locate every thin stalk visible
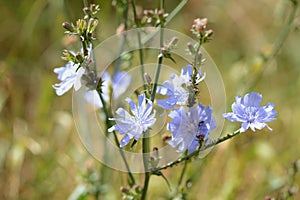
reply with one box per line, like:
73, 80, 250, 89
150, 0, 165, 102
113, 0, 129, 77
97, 90, 136, 186
246, 0, 298, 92
150, 56, 163, 101
131, 0, 146, 87
176, 154, 188, 189
142, 2, 165, 199
191, 42, 201, 85
141, 130, 150, 200
151, 130, 241, 172
83, 0, 88, 7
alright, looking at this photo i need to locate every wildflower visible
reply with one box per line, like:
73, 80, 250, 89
168, 104, 216, 154
108, 94, 156, 147
84, 71, 131, 108
53, 62, 85, 96
223, 92, 277, 132
156, 65, 205, 109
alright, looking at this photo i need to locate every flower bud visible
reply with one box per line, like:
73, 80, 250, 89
120, 186, 129, 193
77, 19, 87, 34
168, 37, 179, 47
62, 22, 74, 32
87, 18, 98, 34
83, 7, 91, 17
162, 134, 171, 142
196, 51, 202, 64
133, 184, 142, 192
193, 18, 207, 32
144, 73, 152, 85
187, 42, 196, 55
205, 29, 213, 37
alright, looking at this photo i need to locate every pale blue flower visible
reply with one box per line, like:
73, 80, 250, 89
156, 65, 205, 109
84, 71, 131, 108
223, 92, 277, 132
53, 62, 85, 96
168, 104, 216, 154
108, 94, 156, 147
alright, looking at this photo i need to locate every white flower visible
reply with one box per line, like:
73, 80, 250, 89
53, 62, 85, 96
108, 94, 156, 147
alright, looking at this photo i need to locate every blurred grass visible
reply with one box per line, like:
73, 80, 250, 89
0, 0, 300, 199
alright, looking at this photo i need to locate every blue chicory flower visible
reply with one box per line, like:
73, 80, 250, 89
223, 92, 277, 132
156, 65, 205, 109
168, 103, 216, 154
108, 93, 156, 147
84, 71, 131, 108
53, 61, 85, 96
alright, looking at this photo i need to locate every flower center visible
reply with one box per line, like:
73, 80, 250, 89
245, 106, 258, 123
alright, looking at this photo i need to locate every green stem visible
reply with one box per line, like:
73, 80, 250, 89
246, 0, 298, 91
176, 153, 188, 189
142, 2, 165, 199
151, 130, 241, 172
131, 0, 146, 87
150, 56, 163, 101
96, 90, 136, 186
191, 42, 201, 85
141, 130, 151, 200
83, 0, 88, 7
113, 0, 129, 77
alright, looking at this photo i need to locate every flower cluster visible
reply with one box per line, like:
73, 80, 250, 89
52, 11, 277, 157
52, 3, 281, 200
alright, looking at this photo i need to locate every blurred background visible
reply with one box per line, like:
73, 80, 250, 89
0, 0, 299, 199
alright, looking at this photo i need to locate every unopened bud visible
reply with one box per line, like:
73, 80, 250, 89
293, 159, 300, 172
120, 186, 129, 193
187, 42, 196, 54
196, 51, 202, 63
157, 10, 164, 17
133, 184, 141, 192
62, 50, 76, 62
85, 159, 94, 173
87, 18, 98, 34
62, 22, 74, 32
83, 7, 91, 16
144, 10, 154, 16
162, 134, 171, 142
168, 37, 179, 47
192, 18, 208, 34
152, 147, 159, 159
77, 19, 87, 34
205, 29, 213, 37
144, 73, 152, 85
